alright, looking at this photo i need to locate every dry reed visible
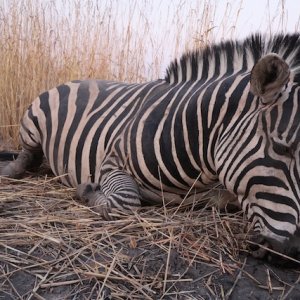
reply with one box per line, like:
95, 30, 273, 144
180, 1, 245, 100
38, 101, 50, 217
0, 0, 241, 147
1, 169, 300, 299
0, 169, 249, 299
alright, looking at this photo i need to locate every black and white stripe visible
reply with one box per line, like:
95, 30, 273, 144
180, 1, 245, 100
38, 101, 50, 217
4, 33, 300, 251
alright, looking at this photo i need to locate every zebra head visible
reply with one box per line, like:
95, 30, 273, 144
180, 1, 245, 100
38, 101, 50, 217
166, 34, 300, 263
238, 52, 300, 262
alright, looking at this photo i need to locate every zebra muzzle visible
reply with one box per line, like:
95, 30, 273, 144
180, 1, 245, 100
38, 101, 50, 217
249, 233, 300, 267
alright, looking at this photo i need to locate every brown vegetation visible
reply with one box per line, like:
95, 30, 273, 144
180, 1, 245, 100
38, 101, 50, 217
0, 0, 242, 147
0, 1, 296, 147
1, 167, 300, 299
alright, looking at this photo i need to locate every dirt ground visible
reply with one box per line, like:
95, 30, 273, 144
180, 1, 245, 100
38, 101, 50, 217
1, 245, 300, 299
0, 165, 300, 299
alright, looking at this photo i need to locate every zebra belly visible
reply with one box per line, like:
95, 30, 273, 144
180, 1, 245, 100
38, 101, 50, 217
138, 183, 237, 208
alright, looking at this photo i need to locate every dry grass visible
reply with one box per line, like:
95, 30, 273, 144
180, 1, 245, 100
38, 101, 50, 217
0, 1, 297, 147
0, 168, 251, 299
0, 0, 146, 146
1, 169, 300, 299
0, 0, 242, 147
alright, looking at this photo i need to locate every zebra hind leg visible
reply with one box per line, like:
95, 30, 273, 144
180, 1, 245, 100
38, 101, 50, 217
76, 170, 142, 220
0, 149, 43, 179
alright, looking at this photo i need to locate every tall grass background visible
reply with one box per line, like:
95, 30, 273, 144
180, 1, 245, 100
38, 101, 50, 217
0, 0, 297, 147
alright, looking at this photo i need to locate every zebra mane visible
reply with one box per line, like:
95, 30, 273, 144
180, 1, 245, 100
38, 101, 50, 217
165, 33, 300, 84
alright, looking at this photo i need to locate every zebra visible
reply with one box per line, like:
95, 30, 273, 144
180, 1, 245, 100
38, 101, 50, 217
1, 33, 300, 262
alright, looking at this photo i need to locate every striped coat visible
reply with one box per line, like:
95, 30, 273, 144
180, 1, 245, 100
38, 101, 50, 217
2, 33, 300, 260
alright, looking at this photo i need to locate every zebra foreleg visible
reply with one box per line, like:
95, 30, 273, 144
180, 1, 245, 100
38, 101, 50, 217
76, 183, 113, 220
76, 170, 141, 220
0, 149, 43, 179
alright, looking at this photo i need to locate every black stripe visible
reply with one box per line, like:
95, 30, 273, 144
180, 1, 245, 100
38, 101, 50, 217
174, 90, 203, 179
269, 105, 278, 134
277, 93, 294, 140
186, 87, 202, 169
38, 91, 51, 161
27, 104, 42, 141
129, 87, 181, 189
0, 152, 18, 161
200, 83, 219, 175
227, 135, 262, 183
249, 212, 292, 238
61, 82, 90, 185
89, 83, 154, 182
213, 48, 221, 77
53, 84, 71, 176
20, 118, 40, 148
200, 49, 209, 81
217, 107, 259, 172
236, 170, 289, 197
191, 54, 198, 80
180, 58, 187, 82
158, 83, 198, 185
225, 42, 234, 74
286, 87, 300, 143
255, 192, 299, 215
218, 77, 257, 144
252, 203, 296, 224
140, 87, 182, 187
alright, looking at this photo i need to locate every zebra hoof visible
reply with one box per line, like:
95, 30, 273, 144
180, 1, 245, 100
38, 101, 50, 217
90, 200, 113, 221
76, 183, 113, 221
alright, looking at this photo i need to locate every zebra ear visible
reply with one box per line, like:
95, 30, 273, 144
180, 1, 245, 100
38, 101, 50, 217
250, 53, 290, 104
